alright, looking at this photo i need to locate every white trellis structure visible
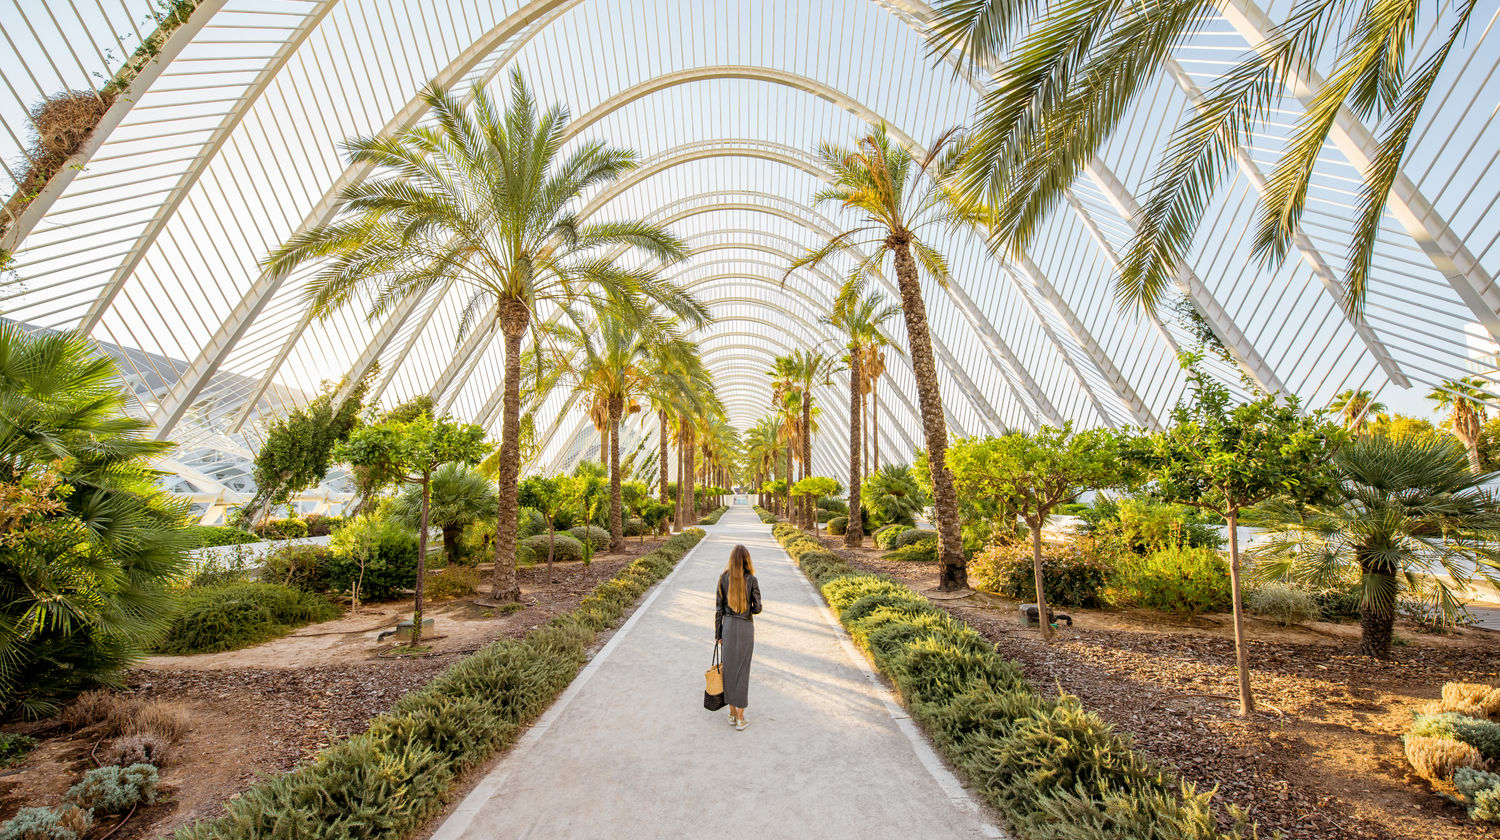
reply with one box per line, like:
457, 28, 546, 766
3, 0, 1498, 518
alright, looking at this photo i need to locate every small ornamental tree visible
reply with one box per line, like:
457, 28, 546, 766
244, 372, 370, 525
518, 475, 563, 583
948, 426, 1128, 640
793, 476, 840, 535
338, 416, 489, 646
1138, 355, 1343, 714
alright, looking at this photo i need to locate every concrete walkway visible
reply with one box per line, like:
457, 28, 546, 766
431, 504, 999, 840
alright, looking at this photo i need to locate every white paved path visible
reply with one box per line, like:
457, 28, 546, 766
431, 505, 1000, 840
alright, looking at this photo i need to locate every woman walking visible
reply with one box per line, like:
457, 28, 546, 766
715, 544, 762, 730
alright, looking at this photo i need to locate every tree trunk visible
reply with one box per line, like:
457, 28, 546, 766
1357, 553, 1397, 658
784, 442, 793, 520
600, 426, 608, 467
1226, 509, 1255, 714
846, 348, 864, 548
685, 427, 697, 523
489, 302, 527, 603
546, 525, 556, 585
443, 523, 460, 567
890, 237, 965, 590
659, 409, 670, 506
1030, 521, 1052, 642
607, 395, 625, 552
412, 474, 430, 647
802, 393, 813, 529
872, 379, 880, 470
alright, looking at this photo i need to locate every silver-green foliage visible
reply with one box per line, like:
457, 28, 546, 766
65, 763, 158, 814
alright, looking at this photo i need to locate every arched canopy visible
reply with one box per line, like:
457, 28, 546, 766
4, 0, 1499, 498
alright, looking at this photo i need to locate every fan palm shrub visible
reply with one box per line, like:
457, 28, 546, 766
0, 325, 193, 717
862, 463, 928, 529
263, 71, 697, 604
1249, 431, 1500, 658
791, 126, 968, 590
392, 463, 497, 566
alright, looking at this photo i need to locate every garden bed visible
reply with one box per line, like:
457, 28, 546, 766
0, 538, 673, 839
822, 534, 1500, 840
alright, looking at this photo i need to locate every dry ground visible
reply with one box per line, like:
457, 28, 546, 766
821, 534, 1500, 840
0, 537, 668, 840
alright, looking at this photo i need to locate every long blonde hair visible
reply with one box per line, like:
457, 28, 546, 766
725, 545, 755, 612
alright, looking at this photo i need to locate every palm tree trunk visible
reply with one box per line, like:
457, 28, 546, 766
658, 409, 670, 506
872, 379, 880, 470
1226, 508, 1255, 714
685, 426, 697, 522
784, 442, 793, 520
847, 349, 864, 548
489, 304, 527, 603
608, 395, 625, 552
1029, 520, 1052, 642
1357, 552, 1398, 659
600, 426, 608, 467
802, 394, 812, 529
890, 237, 966, 590
443, 523, 460, 567
412, 474, 430, 647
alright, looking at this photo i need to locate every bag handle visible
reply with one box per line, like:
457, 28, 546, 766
711, 642, 721, 667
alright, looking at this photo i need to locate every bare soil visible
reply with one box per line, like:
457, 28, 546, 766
0, 538, 668, 840
821, 535, 1500, 840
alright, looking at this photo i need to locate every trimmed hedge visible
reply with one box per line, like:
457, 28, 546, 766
191, 526, 260, 548
889, 528, 938, 550
569, 525, 610, 552
827, 515, 848, 535
873, 524, 911, 549
773, 528, 1248, 840
170, 528, 707, 840
698, 506, 728, 525
752, 506, 777, 524
517, 533, 585, 565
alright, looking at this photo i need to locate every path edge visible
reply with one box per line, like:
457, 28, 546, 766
429, 527, 716, 840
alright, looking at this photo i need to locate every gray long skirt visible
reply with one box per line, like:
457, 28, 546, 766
721, 615, 754, 708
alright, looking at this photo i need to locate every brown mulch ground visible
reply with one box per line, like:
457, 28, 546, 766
0, 538, 667, 840
821, 535, 1500, 840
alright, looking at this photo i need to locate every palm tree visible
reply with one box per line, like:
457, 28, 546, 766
645, 341, 712, 526
769, 354, 801, 520
391, 462, 497, 566
790, 126, 968, 590
1429, 376, 1490, 473
788, 348, 838, 529
1250, 431, 1500, 658
743, 416, 781, 509
827, 283, 901, 547
1328, 389, 1387, 434
262, 72, 698, 603
0, 325, 192, 717
931, 0, 1482, 316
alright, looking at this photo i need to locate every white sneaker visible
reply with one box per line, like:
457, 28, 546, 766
727, 711, 736, 726
735, 718, 749, 731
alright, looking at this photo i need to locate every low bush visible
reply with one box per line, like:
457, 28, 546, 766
156, 583, 342, 655
0, 733, 36, 767
887, 540, 938, 563
827, 515, 848, 535
1106, 546, 1230, 614
516, 507, 546, 540
1246, 583, 1319, 625
1410, 713, 1500, 761
770, 525, 1247, 839
752, 506, 777, 524
190, 526, 259, 548
127, 699, 191, 742
698, 506, 728, 525
1310, 580, 1364, 621
817, 498, 848, 514
260, 543, 334, 592
168, 528, 706, 840
1456, 768, 1500, 823
623, 517, 650, 537
1444, 682, 1500, 717
518, 533, 585, 565
970, 539, 1114, 608
253, 517, 309, 541
816, 508, 835, 524
187, 549, 258, 588
0, 806, 92, 840
1405, 735, 1484, 784
66, 763, 158, 814
889, 528, 938, 550
326, 516, 419, 601
569, 525, 610, 552
1403, 681, 1500, 823
873, 524, 911, 549
302, 514, 344, 537
103, 733, 172, 768
425, 566, 480, 601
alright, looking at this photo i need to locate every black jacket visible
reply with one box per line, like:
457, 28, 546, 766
715, 571, 762, 640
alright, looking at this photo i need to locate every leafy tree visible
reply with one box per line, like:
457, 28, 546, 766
518, 475, 564, 583
338, 417, 489, 645
947, 427, 1128, 640
1137, 356, 1343, 714
244, 372, 370, 525
264, 72, 699, 605
0, 326, 192, 717
861, 463, 927, 529
1249, 432, 1500, 658
392, 463, 496, 567
793, 476, 841, 535
791, 125, 970, 590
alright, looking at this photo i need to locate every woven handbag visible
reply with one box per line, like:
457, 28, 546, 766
704, 642, 726, 711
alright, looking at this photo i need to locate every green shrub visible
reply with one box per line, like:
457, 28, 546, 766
623, 517, 649, 537
1310, 580, 1364, 621
519, 533, 585, 564
1411, 713, 1500, 761
890, 528, 939, 550
1246, 582, 1319, 625
187, 548, 257, 588
970, 539, 1114, 607
569, 525, 610, 552
873, 524, 912, 549
1107, 546, 1231, 614
1456, 767, 1500, 823
325, 515, 419, 601
887, 540, 938, 562
302, 514, 343, 537
827, 515, 849, 535
511, 507, 544, 540
425, 566, 480, 601
66, 763, 158, 814
0, 806, 92, 840
0, 733, 36, 767
260, 543, 334, 591
753, 506, 777, 524
817, 498, 848, 514
191, 526, 259, 548
156, 583, 341, 655
253, 517, 309, 540
816, 508, 835, 524
698, 506, 728, 525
